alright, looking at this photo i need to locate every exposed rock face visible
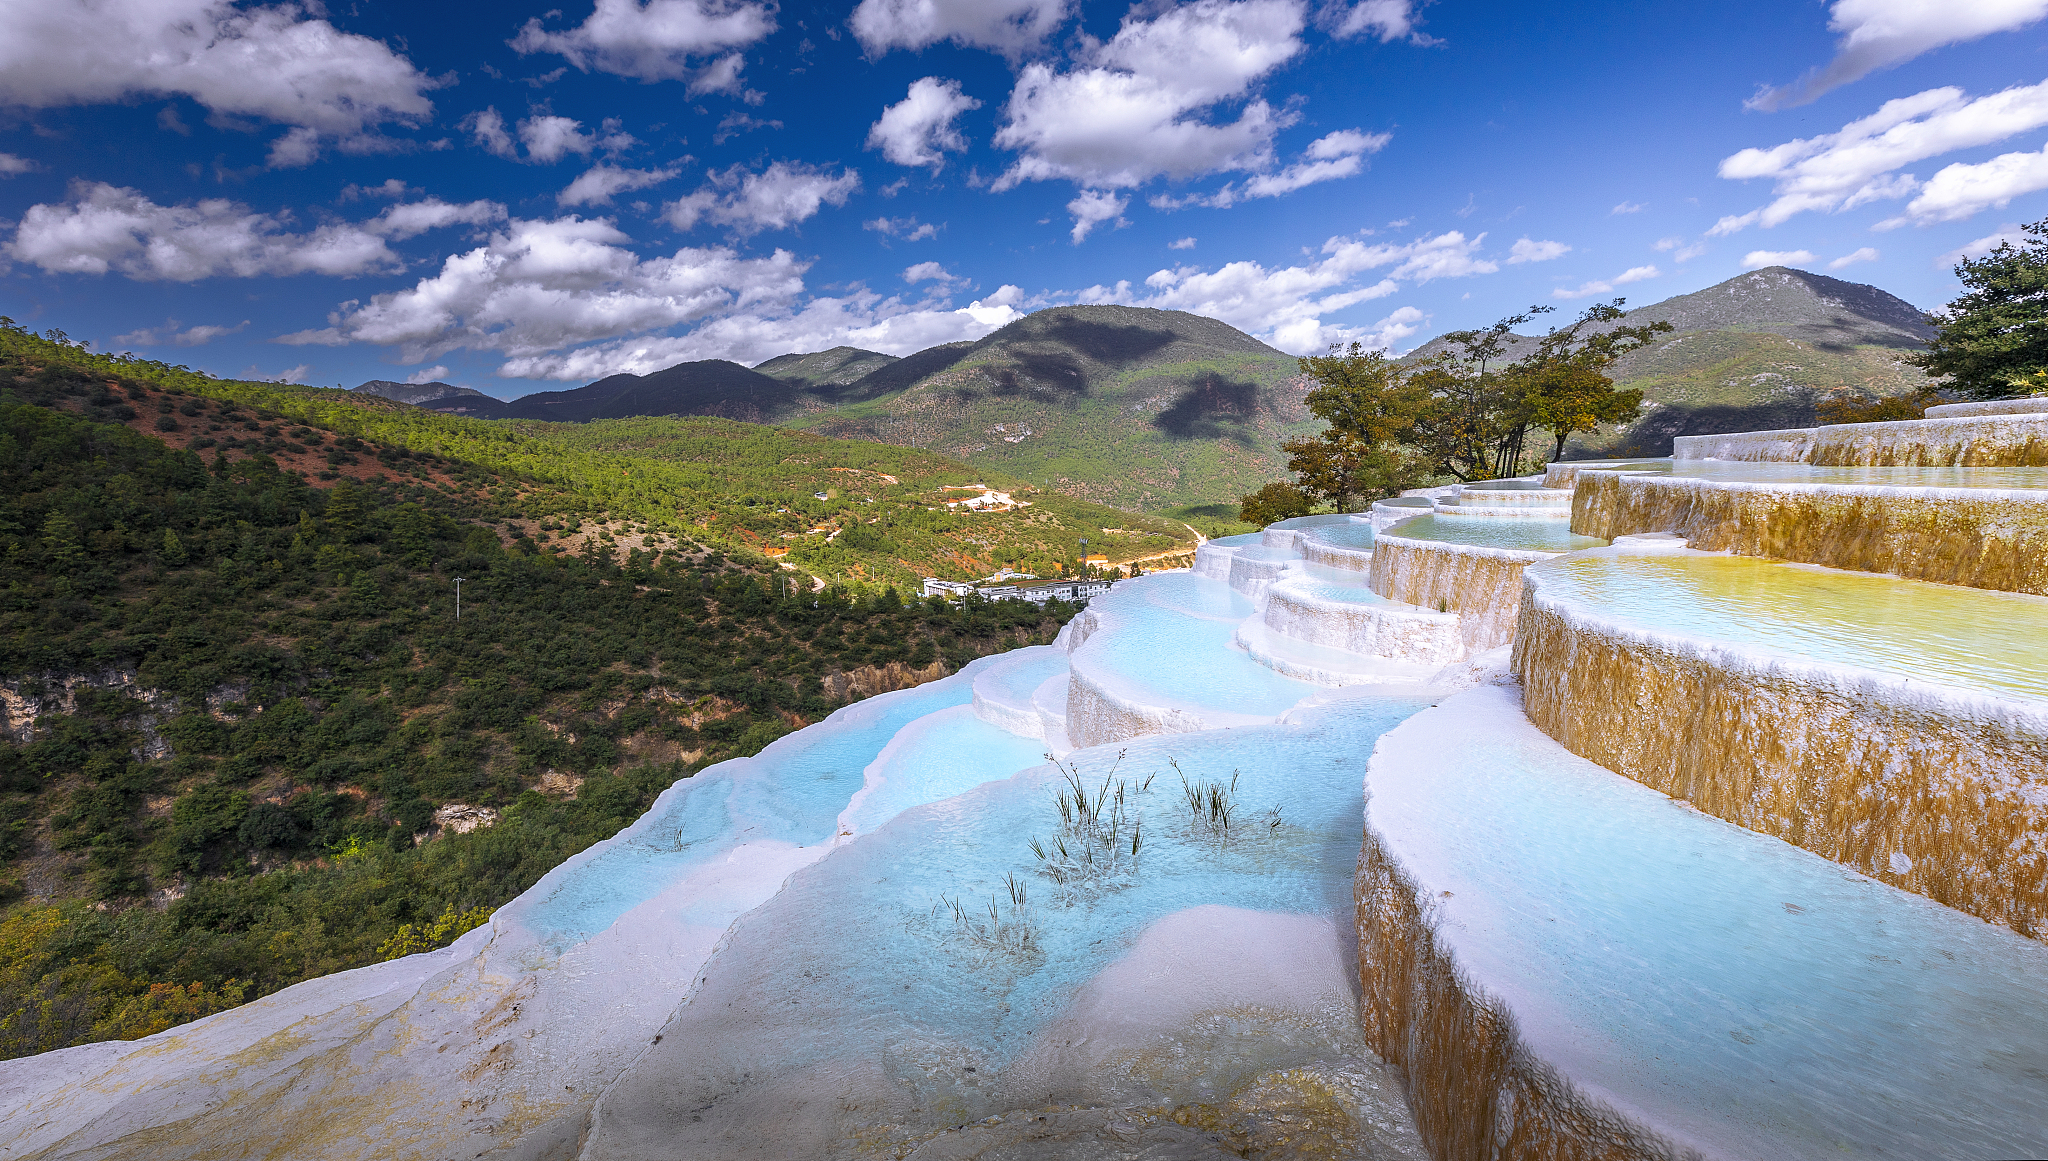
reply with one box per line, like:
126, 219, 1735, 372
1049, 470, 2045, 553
821, 659, 951, 701
1673, 414, 2048, 466
351, 379, 492, 405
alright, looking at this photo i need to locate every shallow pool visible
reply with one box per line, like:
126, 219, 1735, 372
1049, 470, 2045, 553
1385, 514, 1608, 552
1531, 552, 2048, 700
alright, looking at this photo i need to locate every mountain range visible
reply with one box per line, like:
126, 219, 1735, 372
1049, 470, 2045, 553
363, 266, 1938, 507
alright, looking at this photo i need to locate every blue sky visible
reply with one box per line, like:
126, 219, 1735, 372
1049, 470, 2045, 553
4, 0, 2048, 399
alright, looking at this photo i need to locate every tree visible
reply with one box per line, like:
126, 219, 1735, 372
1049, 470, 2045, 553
1238, 481, 1313, 526
1515, 301, 1667, 462
1914, 217, 2048, 399
1281, 344, 1430, 508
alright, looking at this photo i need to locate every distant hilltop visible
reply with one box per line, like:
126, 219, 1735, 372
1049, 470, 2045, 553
351, 379, 493, 406
365, 266, 1944, 504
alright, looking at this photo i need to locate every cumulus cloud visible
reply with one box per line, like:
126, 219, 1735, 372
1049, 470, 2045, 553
502, 292, 1027, 378
1090, 228, 1498, 352
1167, 128, 1389, 205
1750, 0, 2048, 112
664, 161, 862, 234
902, 261, 960, 285
1742, 249, 1819, 270
560, 163, 683, 206
277, 215, 809, 363
1170, 236, 1197, 249
868, 77, 982, 170
865, 215, 939, 240
850, 0, 1070, 56
521, 115, 597, 163
405, 365, 451, 384
0, 0, 438, 166
1611, 201, 1645, 215
1507, 237, 1570, 264
993, 0, 1306, 191
1714, 80, 2048, 232
1937, 224, 2028, 265
112, 318, 250, 347
4, 181, 500, 281
0, 153, 38, 176
1830, 246, 1881, 268
1067, 189, 1129, 243
510, 0, 775, 84
1551, 264, 1658, 300
1321, 0, 1433, 43
1652, 236, 1708, 262
1888, 140, 2048, 225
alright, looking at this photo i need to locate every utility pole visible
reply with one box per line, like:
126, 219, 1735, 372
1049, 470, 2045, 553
454, 576, 466, 620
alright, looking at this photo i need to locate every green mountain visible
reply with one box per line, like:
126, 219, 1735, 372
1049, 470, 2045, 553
352, 380, 493, 406
780, 306, 1315, 512
1407, 266, 1936, 455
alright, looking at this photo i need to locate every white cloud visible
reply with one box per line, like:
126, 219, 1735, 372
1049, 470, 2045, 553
1067, 190, 1129, 243
0, 153, 38, 177
865, 215, 939, 240
1937, 223, 2027, 265
405, 365, 452, 384
1117, 228, 1493, 351
1507, 237, 1570, 264
279, 215, 809, 364
850, 0, 1070, 56
371, 198, 507, 239
1169, 236, 1197, 250
1715, 80, 2048, 231
1742, 249, 1820, 270
113, 318, 249, 347
559, 163, 683, 206
1673, 241, 1707, 261
902, 261, 959, 285
664, 162, 861, 235
1322, 0, 1431, 42
993, 0, 1306, 191
1152, 127, 1390, 208
502, 291, 1027, 378
1750, 0, 2048, 111
510, 0, 775, 83
0, 0, 438, 167
1830, 246, 1881, 268
1611, 200, 1646, 214
1550, 264, 1660, 300
463, 108, 518, 158
10, 181, 406, 280
250, 363, 313, 383
867, 77, 982, 170
521, 115, 597, 163
1889, 140, 2048, 225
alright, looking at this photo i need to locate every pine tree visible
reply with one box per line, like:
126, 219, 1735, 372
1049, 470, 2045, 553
160, 528, 187, 567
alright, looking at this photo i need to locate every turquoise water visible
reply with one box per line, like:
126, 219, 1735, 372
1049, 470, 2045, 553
1078, 580, 1319, 715
1304, 523, 1376, 549
975, 646, 1069, 706
1463, 478, 1550, 491
1138, 569, 1259, 621
1386, 514, 1608, 552
1285, 575, 1400, 606
516, 672, 983, 945
1207, 531, 1266, 548
1532, 552, 2048, 701
840, 705, 1049, 836
1372, 688, 2048, 1159
601, 693, 1435, 1148
1267, 513, 1364, 530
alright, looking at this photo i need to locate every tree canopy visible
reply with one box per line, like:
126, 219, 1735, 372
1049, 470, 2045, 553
1914, 218, 2048, 399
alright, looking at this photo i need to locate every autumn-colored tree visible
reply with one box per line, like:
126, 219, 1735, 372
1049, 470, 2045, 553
1237, 481, 1313, 526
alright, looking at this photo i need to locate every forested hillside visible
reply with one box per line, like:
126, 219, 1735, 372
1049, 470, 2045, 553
0, 325, 1083, 1059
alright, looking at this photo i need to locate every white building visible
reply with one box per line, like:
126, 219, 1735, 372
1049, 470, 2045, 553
921, 578, 975, 599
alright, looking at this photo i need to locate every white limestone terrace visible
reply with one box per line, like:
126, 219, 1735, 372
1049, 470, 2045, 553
1362, 683, 2048, 1160
1925, 396, 2048, 418
1672, 409, 2048, 466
